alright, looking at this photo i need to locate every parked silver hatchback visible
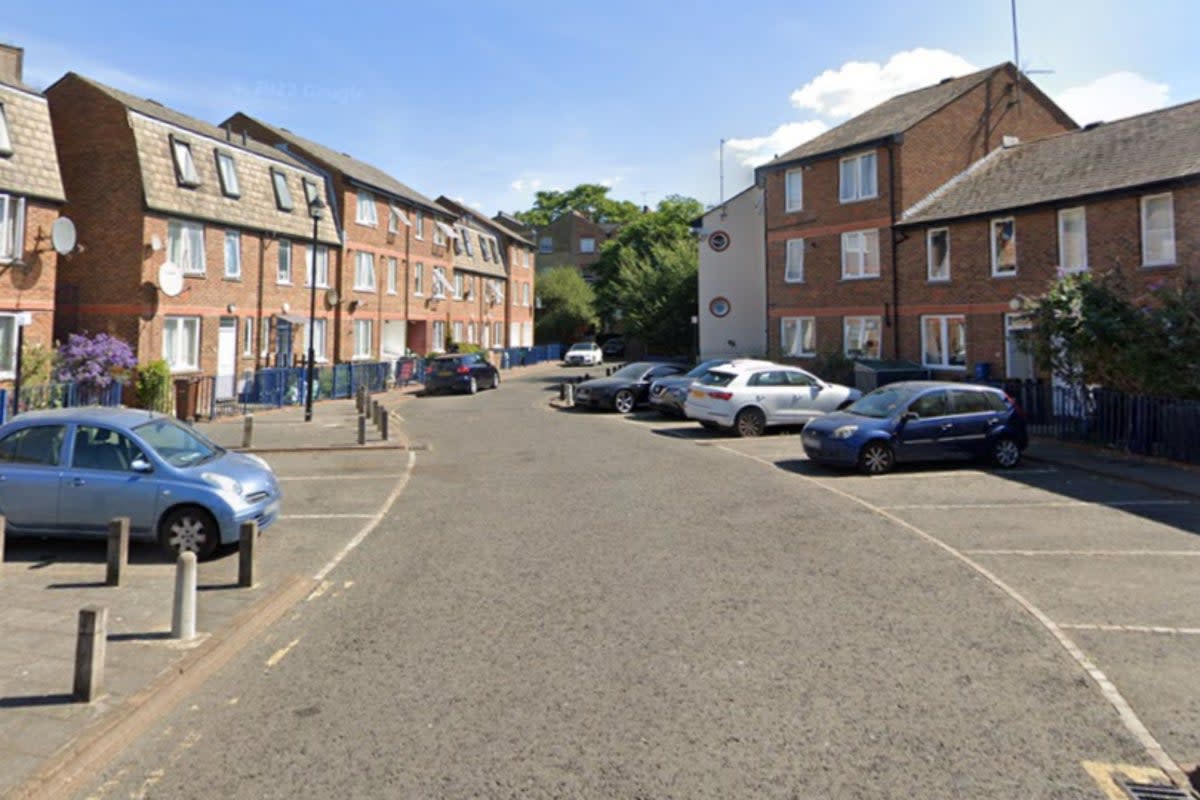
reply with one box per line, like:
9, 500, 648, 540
0, 407, 280, 559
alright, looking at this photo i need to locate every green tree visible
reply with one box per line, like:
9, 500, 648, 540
513, 184, 641, 228
534, 266, 598, 344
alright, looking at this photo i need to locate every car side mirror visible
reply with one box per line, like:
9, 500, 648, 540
131, 458, 153, 473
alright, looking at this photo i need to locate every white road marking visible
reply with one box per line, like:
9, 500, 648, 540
306, 579, 333, 601
802, 467, 1060, 479
265, 638, 301, 668
282, 513, 375, 520
313, 449, 417, 583
881, 499, 1192, 510
715, 443, 1190, 787
967, 549, 1200, 557
1060, 624, 1200, 636
278, 473, 408, 481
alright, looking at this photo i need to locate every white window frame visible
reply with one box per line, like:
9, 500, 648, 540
302, 179, 319, 207
579, 237, 596, 254
431, 320, 446, 352
840, 229, 880, 279
785, 168, 803, 212
163, 316, 201, 373
354, 251, 376, 291
927, 227, 950, 282
839, 151, 877, 203
223, 230, 241, 279
304, 318, 328, 362
277, 239, 292, 284
452, 321, 463, 343
432, 266, 447, 299
271, 169, 294, 212
467, 321, 476, 344
454, 273, 464, 300
259, 317, 270, 357
242, 317, 255, 356
1140, 193, 1176, 267
990, 217, 1017, 277
305, 244, 329, 288
461, 229, 474, 257
353, 319, 374, 360
785, 238, 805, 283
433, 221, 446, 246
167, 219, 206, 276
1057, 207, 1088, 273
414, 210, 425, 239
494, 321, 503, 346
413, 262, 424, 296
386, 257, 397, 295
356, 190, 377, 226
523, 283, 531, 307
843, 316, 882, 359
215, 151, 240, 198
921, 314, 968, 370
170, 137, 200, 187
0, 194, 26, 263
523, 250, 531, 268
1004, 312, 1035, 380
0, 314, 17, 378
780, 317, 815, 357
0, 103, 11, 157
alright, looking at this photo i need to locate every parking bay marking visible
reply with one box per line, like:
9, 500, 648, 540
880, 499, 1192, 511
714, 442, 1191, 788
1060, 624, 1200, 636
967, 549, 1200, 557
278, 473, 408, 481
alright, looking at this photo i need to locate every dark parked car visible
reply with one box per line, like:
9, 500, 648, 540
801, 381, 1028, 475
574, 361, 688, 413
601, 337, 625, 358
424, 353, 500, 394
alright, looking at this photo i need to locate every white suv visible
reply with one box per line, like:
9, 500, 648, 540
683, 362, 861, 437
564, 342, 603, 367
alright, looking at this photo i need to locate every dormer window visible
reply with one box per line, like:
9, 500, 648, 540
215, 151, 240, 198
170, 136, 200, 187
0, 104, 11, 157
302, 178, 319, 207
271, 169, 294, 211
479, 234, 489, 260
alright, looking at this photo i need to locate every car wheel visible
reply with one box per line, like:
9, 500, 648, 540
159, 506, 220, 561
734, 407, 766, 437
858, 441, 895, 475
492, 371, 500, 389
990, 436, 1021, 468
468, 377, 478, 395
613, 390, 635, 414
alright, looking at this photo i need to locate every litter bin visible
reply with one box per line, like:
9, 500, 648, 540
174, 377, 202, 422
853, 359, 930, 393
973, 362, 992, 381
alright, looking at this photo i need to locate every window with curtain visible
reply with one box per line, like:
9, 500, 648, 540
991, 218, 1017, 275
841, 230, 880, 279
839, 151, 877, 202
353, 319, 373, 359
224, 230, 241, 278
386, 257, 397, 294
921, 315, 967, 369
0, 314, 16, 376
356, 190, 377, 225
780, 317, 815, 357
163, 316, 200, 371
1058, 208, 1087, 272
354, 251, 376, 291
785, 239, 805, 282
0, 194, 26, 262
927, 228, 950, 281
1140, 193, 1175, 266
306, 244, 329, 287
843, 316, 882, 358
277, 240, 292, 284
168, 219, 206, 275
785, 168, 803, 211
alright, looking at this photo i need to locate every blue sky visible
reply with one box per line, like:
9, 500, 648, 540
5, 0, 1198, 215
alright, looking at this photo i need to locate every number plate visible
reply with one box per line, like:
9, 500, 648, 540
690, 389, 705, 399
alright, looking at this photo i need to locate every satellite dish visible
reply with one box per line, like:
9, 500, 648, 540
324, 288, 340, 308
51, 217, 78, 255
158, 261, 184, 297
150, 234, 164, 252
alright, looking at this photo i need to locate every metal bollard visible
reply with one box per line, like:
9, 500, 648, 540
238, 521, 257, 588
242, 415, 254, 448
381, 411, 389, 441
373, 400, 383, 429
564, 382, 575, 406
105, 517, 130, 587
74, 605, 107, 702
171, 551, 197, 641
357, 413, 366, 445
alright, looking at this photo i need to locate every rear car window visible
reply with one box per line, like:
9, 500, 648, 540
909, 391, 949, 418
785, 371, 817, 387
950, 389, 994, 415
697, 371, 735, 387
0, 425, 67, 466
984, 391, 1009, 412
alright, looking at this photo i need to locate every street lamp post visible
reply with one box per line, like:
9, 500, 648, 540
304, 196, 325, 422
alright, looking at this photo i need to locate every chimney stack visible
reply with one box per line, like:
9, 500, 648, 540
0, 43, 24, 85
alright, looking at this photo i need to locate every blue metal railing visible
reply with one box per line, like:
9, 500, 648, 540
1, 381, 126, 424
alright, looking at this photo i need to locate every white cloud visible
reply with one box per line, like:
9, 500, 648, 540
509, 177, 544, 194
510, 179, 525, 192
789, 48, 977, 119
598, 176, 624, 188
723, 121, 830, 168
470, 201, 483, 210
1054, 72, 1171, 125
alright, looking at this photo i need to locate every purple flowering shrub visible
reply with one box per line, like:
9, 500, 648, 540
54, 332, 136, 392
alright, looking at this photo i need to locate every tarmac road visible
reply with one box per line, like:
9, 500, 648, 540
71, 368, 1185, 799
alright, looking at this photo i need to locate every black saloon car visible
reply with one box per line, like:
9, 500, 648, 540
424, 353, 500, 394
574, 361, 688, 413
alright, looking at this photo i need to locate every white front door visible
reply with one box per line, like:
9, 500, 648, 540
1004, 313, 1035, 380
216, 317, 238, 400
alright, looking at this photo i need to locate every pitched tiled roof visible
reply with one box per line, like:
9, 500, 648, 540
223, 112, 447, 217
763, 63, 1016, 168
0, 81, 65, 203
439, 196, 534, 247
901, 99, 1200, 224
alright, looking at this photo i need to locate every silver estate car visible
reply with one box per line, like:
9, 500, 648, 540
0, 407, 280, 559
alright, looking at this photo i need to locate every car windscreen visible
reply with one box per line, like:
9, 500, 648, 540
133, 418, 223, 467
568, 344, 594, 352
846, 386, 921, 419
696, 370, 736, 387
612, 363, 650, 379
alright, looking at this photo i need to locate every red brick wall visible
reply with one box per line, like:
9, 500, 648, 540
2, 200, 60, 373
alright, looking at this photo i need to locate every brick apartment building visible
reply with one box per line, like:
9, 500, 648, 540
0, 45, 66, 384
533, 209, 619, 283
755, 63, 1076, 367
895, 99, 1200, 380
223, 112, 457, 359
437, 198, 537, 348
45, 73, 341, 399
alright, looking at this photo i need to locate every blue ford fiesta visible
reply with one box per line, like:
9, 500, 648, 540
801, 381, 1028, 475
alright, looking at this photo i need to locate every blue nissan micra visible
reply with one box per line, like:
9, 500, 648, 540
802, 381, 1028, 475
0, 407, 280, 559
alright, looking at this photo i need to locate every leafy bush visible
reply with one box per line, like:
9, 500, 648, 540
810, 350, 856, 387
20, 341, 53, 386
135, 359, 172, 412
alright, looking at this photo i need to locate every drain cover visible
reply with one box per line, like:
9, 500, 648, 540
1120, 779, 1195, 800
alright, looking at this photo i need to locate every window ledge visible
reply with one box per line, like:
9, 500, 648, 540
277, 281, 294, 287
840, 275, 882, 282
355, 221, 377, 228
927, 277, 951, 284
223, 276, 242, 282
1140, 262, 1177, 270
386, 290, 398, 296
991, 272, 1018, 279
353, 286, 376, 293
784, 278, 805, 284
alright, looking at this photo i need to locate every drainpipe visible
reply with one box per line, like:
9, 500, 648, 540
888, 135, 901, 359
